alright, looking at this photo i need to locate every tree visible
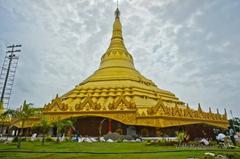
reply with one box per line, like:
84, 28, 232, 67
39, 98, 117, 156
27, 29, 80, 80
53, 119, 73, 143
0, 101, 4, 114
34, 116, 52, 145
69, 117, 78, 140
3, 109, 16, 139
0, 108, 15, 138
229, 118, 240, 132
0, 101, 5, 136
0, 113, 7, 136
14, 100, 36, 148
176, 131, 188, 146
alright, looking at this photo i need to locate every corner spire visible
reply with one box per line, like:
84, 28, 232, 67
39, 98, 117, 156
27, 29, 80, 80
198, 103, 202, 112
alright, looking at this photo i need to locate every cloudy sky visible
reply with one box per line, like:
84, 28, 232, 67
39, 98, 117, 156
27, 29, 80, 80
0, 0, 239, 117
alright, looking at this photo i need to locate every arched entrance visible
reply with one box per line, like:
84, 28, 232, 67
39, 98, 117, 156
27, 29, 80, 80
71, 116, 127, 137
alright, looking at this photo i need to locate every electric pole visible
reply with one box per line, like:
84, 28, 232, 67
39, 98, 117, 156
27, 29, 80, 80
0, 44, 21, 109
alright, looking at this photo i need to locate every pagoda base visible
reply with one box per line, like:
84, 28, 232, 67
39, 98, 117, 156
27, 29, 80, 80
58, 117, 222, 139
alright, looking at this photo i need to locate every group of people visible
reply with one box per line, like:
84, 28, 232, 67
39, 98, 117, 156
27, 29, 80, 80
200, 127, 238, 147
215, 127, 237, 147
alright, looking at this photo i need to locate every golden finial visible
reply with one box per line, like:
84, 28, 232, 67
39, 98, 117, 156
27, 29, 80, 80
115, 0, 120, 18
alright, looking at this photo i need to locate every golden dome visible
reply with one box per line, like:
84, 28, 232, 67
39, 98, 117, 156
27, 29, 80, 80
64, 8, 182, 108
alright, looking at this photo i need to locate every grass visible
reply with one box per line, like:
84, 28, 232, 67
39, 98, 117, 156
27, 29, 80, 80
0, 142, 239, 159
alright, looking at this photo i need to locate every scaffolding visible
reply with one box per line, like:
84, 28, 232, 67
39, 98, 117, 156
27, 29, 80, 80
0, 44, 22, 109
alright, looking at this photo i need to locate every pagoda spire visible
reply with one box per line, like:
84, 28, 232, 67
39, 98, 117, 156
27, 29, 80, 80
80, 4, 157, 86
112, 7, 123, 40
115, 0, 120, 18
99, 5, 135, 69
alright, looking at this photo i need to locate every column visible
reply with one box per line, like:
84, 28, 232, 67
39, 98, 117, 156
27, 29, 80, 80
108, 119, 112, 133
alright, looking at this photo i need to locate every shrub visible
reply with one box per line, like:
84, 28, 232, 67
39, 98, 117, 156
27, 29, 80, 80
188, 141, 199, 146
176, 131, 186, 145
45, 136, 55, 142
208, 140, 217, 146
12, 137, 28, 142
0, 139, 7, 143
226, 153, 240, 159
160, 140, 178, 146
104, 132, 139, 142
123, 135, 134, 140
145, 140, 155, 146
34, 138, 41, 142
116, 139, 122, 143
145, 139, 178, 146
64, 137, 72, 142
12, 137, 18, 142
21, 138, 27, 142
104, 132, 122, 141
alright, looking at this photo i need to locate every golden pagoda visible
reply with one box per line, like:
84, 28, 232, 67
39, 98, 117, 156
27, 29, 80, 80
41, 7, 228, 137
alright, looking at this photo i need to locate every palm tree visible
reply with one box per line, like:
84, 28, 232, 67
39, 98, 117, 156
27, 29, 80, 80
3, 109, 16, 140
0, 107, 15, 138
0, 101, 5, 136
0, 113, 7, 137
62, 120, 74, 142
53, 119, 73, 143
34, 116, 52, 145
14, 100, 36, 148
176, 131, 189, 146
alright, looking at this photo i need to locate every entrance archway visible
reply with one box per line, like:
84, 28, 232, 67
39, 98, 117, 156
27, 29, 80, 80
69, 116, 127, 137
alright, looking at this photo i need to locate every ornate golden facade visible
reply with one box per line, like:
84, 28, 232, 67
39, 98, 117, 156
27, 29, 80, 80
41, 8, 228, 130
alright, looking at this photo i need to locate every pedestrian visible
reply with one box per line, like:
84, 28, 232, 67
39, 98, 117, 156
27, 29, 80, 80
228, 127, 236, 146
216, 132, 225, 148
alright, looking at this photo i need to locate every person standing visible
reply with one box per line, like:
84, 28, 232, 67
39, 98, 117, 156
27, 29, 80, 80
229, 127, 236, 146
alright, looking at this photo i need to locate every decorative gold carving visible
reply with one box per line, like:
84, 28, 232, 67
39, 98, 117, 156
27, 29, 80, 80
43, 95, 68, 111
147, 98, 165, 115
75, 95, 101, 111
108, 94, 136, 110
145, 98, 227, 123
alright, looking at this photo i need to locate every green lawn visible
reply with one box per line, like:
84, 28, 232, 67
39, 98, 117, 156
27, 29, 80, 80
0, 142, 239, 159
